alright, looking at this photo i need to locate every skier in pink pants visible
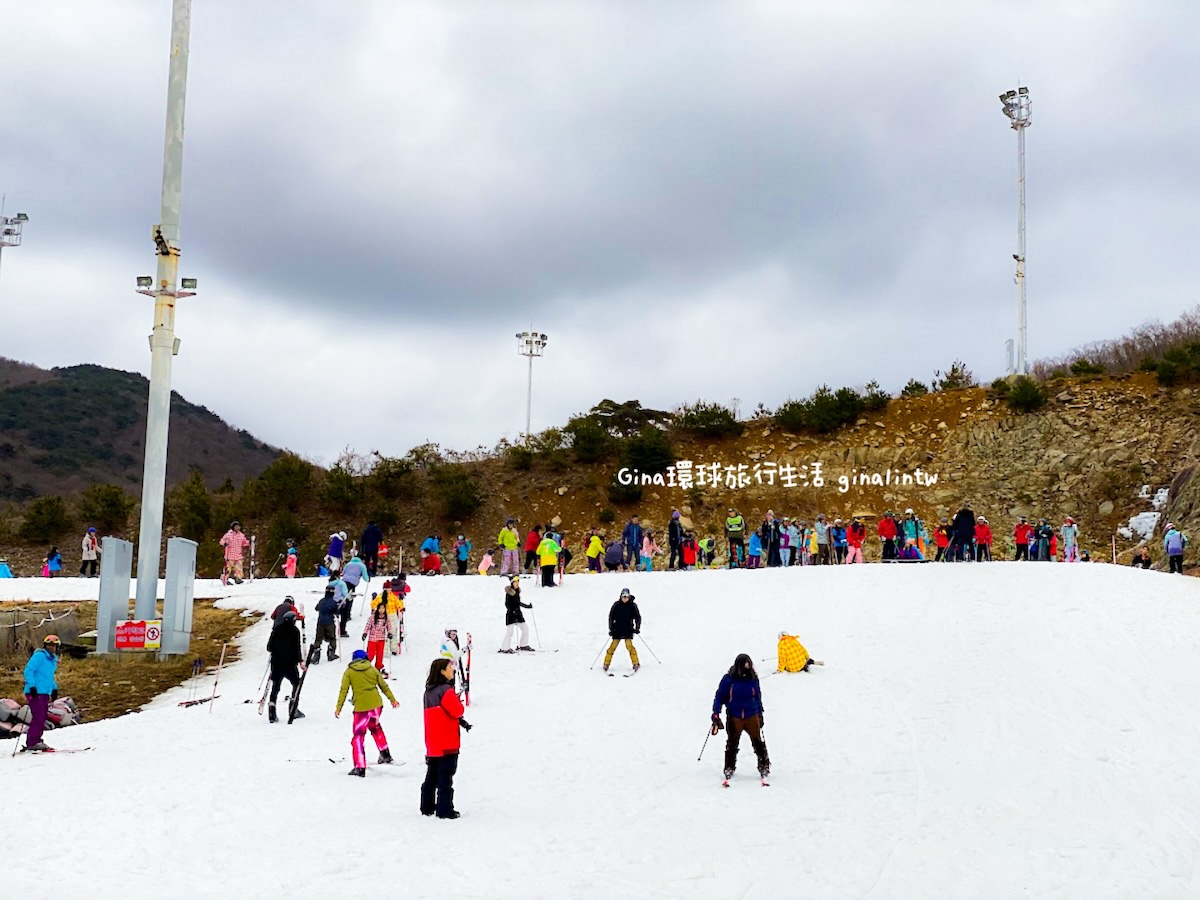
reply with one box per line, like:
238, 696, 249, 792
336, 650, 399, 777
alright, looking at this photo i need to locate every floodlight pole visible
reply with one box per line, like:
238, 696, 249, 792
516, 331, 548, 445
0, 204, 29, 297
1000, 86, 1032, 375
134, 0, 194, 620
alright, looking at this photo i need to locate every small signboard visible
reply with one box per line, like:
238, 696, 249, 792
115, 620, 163, 651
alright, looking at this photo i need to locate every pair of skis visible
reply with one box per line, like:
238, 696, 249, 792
722, 773, 769, 788
463, 633, 472, 707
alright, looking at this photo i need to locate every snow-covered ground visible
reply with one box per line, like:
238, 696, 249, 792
0, 576, 231, 603
5, 564, 1200, 899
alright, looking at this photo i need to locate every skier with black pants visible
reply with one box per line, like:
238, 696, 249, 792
312, 586, 340, 663
667, 511, 684, 570
712, 653, 770, 783
422, 657, 471, 819
266, 610, 306, 724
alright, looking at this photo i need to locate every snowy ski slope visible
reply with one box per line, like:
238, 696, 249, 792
4, 564, 1200, 899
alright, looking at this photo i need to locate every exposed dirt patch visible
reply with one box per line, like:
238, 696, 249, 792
0, 601, 260, 723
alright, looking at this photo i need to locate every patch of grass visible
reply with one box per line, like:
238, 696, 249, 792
0, 600, 257, 723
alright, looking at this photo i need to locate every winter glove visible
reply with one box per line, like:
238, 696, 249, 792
634, 627, 640, 634
361, 633, 368, 642
387, 633, 393, 640
711, 713, 724, 732
51, 690, 58, 702
27, 688, 37, 698
460, 719, 472, 732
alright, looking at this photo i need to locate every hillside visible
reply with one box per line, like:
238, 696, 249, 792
0, 358, 280, 500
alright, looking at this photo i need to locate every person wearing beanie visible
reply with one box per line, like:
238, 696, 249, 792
422, 657, 470, 818
313, 586, 341, 663
21, 635, 61, 752
336, 648, 399, 777
266, 611, 306, 724
667, 510, 684, 570
1164, 523, 1190, 574
711, 653, 770, 783
499, 576, 533, 654
373, 581, 407, 656
453, 534, 473, 576
603, 588, 641, 673
1060, 517, 1081, 563
80, 527, 101, 578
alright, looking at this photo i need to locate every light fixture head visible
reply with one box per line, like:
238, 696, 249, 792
15, 213, 28, 222
1017, 86, 1029, 95
136, 276, 154, 288
180, 277, 197, 290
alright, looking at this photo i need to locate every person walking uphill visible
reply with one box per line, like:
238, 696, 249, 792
219, 521, 250, 585
422, 658, 471, 818
603, 588, 641, 673
360, 521, 384, 577
266, 611, 306, 724
21, 635, 61, 752
336, 649, 399, 777
711, 653, 770, 784
312, 586, 340, 663
499, 576, 533, 653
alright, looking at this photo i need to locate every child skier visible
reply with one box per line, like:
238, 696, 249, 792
711, 653, 770, 784
603, 588, 641, 673
422, 657, 471, 818
639, 529, 659, 572
362, 602, 393, 677
478, 548, 495, 576
537, 531, 561, 587
440, 628, 470, 691
335, 649, 399, 777
374, 581, 407, 656
586, 531, 604, 573
283, 541, 298, 578
265, 610, 306, 724
499, 576, 533, 654
453, 534, 472, 576
21, 635, 60, 752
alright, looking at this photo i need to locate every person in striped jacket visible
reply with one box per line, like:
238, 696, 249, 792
219, 522, 250, 584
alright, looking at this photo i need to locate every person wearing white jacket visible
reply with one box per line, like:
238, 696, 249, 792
80, 527, 101, 577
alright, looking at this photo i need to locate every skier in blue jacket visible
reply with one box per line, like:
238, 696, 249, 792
621, 517, 644, 571
312, 586, 341, 663
22, 635, 61, 752
711, 653, 770, 782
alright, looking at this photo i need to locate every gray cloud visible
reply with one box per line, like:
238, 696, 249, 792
1, 0, 1198, 459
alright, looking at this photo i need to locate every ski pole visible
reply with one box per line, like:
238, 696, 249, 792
529, 607, 542, 650
698, 724, 716, 761
209, 642, 228, 714
590, 639, 610, 670
636, 634, 662, 664
257, 660, 270, 693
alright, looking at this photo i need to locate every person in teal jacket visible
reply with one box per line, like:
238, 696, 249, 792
23, 635, 61, 752
747, 531, 763, 568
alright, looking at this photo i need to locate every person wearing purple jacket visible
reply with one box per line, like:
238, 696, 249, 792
711, 653, 770, 782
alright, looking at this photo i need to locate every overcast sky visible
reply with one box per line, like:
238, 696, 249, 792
1, 1, 1197, 464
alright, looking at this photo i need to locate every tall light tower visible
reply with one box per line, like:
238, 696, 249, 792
133, 0, 198, 620
0, 207, 30, 292
1000, 86, 1032, 374
516, 331, 548, 444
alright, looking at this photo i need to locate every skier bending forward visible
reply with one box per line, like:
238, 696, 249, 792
712, 653, 770, 783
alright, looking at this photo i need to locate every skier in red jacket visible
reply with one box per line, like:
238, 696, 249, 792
975, 518, 993, 561
523, 526, 542, 574
421, 658, 471, 819
846, 517, 866, 564
877, 512, 898, 561
1013, 517, 1033, 561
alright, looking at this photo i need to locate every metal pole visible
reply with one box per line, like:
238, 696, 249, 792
1016, 122, 1027, 374
525, 352, 534, 444
134, 0, 192, 620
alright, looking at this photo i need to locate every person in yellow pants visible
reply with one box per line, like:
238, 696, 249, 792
603, 588, 641, 673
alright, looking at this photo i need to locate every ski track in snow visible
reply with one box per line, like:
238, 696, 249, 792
3, 565, 1200, 898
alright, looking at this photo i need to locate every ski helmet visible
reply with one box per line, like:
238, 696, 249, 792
352, 649, 368, 661
282, 610, 297, 623
43, 634, 61, 648
620, 587, 632, 598
338, 531, 347, 541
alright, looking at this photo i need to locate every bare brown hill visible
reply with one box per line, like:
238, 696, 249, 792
0, 358, 279, 500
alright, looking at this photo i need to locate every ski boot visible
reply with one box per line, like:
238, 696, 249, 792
378, 749, 394, 765
633, 663, 641, 672
268, 704, 278, 724
327, 650, 339, 662
516, 645, 535, 652
602, 663, 609, 672
22, 742, 51, 752
292, 710, 305, 720
436, 810, 461, 820
348, 767, 366, 777
497, 648, 515, 654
